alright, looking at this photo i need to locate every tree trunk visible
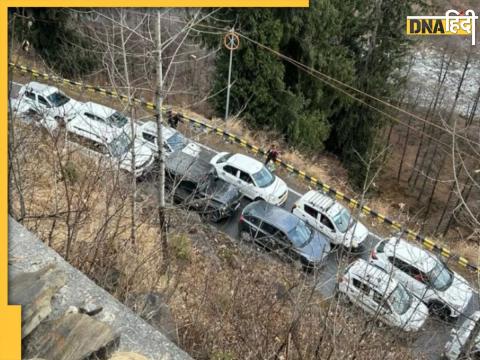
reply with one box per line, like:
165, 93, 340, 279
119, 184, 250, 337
422, 51, 471, 219
467, 85, 479, 128
155, 10, 169, 275
409, 53, 451, 187
397, 86, 421, 182
436, 164, 463, 232
120, 10, 137, 247
383, 55, 415, 165
443, 180, 472, 236
422, 153, 445, 224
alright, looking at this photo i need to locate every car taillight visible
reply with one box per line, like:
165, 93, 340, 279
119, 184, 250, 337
370, 249, 377, 260
239, 215, 244, 223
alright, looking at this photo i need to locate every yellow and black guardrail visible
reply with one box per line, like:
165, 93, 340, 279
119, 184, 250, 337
9, 62, 477, 272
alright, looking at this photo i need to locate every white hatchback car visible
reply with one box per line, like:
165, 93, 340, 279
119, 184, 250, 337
444, 310, 480, 359
338, 259, 428, 332
370, 237, 473, 319
14, 81, 79, 124
138, 121, 201, 157
210, 152, 288, 206
76, 101, 132, 132
292, 190, 369, 249
66, 114, 154, 178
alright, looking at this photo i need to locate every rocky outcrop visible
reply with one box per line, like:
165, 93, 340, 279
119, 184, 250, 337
10, 264, 66, 338
24, 313, 119, 360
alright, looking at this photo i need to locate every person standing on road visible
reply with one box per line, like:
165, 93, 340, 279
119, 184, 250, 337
265, 144, 279, 166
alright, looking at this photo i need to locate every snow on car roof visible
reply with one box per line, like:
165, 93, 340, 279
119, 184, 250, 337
384, 238, 438, 274
26, 81, 61, 97
228, 153, 263, 173
81, 101, 116, 118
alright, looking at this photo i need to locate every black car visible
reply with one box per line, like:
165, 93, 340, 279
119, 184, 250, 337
239, 200, 331, 270
165, 150, 243, 222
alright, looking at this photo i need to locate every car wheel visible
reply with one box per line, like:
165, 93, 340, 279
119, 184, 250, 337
254, 197, 264, 203
428, 301, 451, 320
239, 230, 252, 243
202, 210, 221, 223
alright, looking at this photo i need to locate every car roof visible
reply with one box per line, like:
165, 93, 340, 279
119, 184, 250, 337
165, 150, 212, 180
383, 238, 438, 273
347, 259, 398, 295
227, 153, 263, 173
243, 201, 299, 233
67, 114, 121, 144
140, 121, 176, 139
141, 121, 157, 134
301, 190, 336, 213
81, 102, 116, 118
26, 81, 60, 97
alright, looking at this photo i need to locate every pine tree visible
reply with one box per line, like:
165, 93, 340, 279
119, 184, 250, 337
203, 0, 423, 187
11, 8, 99, 77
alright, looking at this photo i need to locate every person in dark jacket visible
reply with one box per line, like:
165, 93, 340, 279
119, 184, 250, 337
265, 144, 279, 165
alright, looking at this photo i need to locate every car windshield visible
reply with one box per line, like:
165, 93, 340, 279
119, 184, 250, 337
389, 285, 411, 315
216, 153, 233, 164
166, 132, 188, 152
252, 167, 275, 188
47, 92, 70, 107
429, 261, 453, 291
108, 133, 131, 158
107, 112, 128, 128
287, 221, 312, 248
333, 208, 352, 233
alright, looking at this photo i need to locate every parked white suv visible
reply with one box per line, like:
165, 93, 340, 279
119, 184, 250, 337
13, 81, 79, 124
338, 259, 428, 332
138, 121, 201, 157
66, 114, 154, 178
444, 310, 480, 359
210, 152, 288, 206
370, 237, 473, 319
292, 190, 368, 249
75, 102, 132, 132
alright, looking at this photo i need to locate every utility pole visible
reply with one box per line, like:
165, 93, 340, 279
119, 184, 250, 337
224, 28, 239, 121
155, 10, 168, 274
